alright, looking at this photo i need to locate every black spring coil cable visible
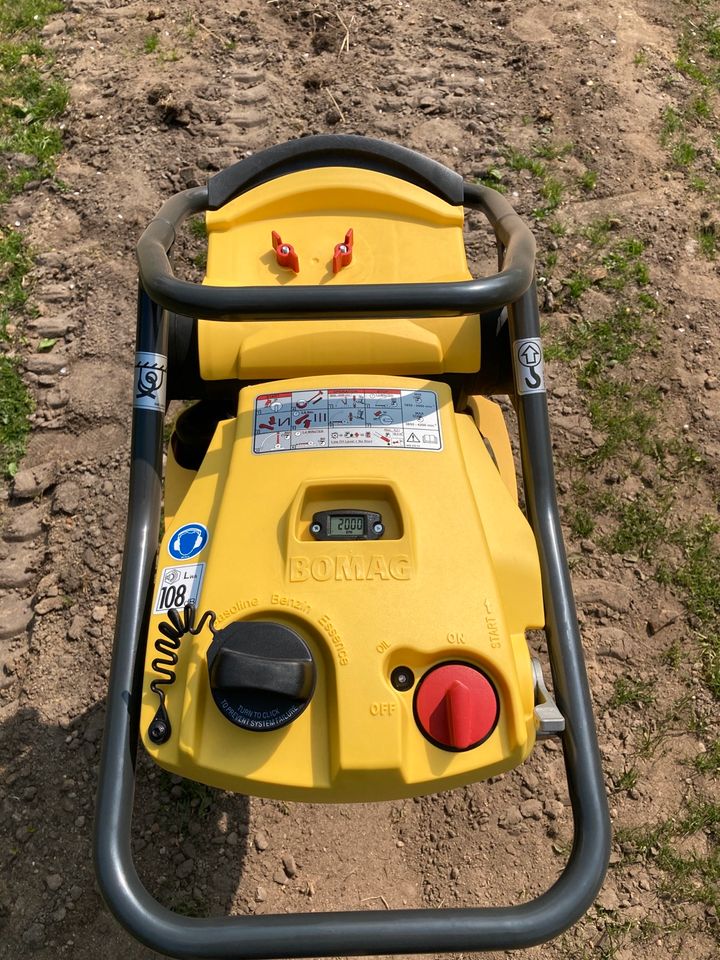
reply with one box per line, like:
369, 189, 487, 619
148, 603, 217, 745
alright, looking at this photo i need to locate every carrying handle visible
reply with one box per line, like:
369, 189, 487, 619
135, 139, 536, 320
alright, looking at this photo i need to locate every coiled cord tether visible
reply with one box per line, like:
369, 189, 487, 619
148, 603, 216, 745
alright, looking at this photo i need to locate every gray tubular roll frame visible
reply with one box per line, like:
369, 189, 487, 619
95, 151, 611, 958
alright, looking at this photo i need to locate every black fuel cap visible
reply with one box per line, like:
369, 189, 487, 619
207, 621, 315, 732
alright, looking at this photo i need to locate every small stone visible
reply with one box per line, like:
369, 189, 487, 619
254, 830, 269, 851
91, 605, 108, 623
499, 806, 522, 828
25, 352, 68, 375
544, 799, 565, 820
574, 579, 632, 615
51, 906, 66, 922
0, 546, 36, 589
597, 885, 621, 911
67, 616, 85, 641
176, 858, 195, 879
34, 596, 64, 616
12, 461, 57, 499
255, 885, 267, 902
596, 627, 632, 661
519, 798, 543, 820
27, 315, 75, 339
22, 922, 45, 947
0, 595, 33, 640
41, 18, 66, 36
3, 508, 43, 542
449, 866, 459, 880
282, 854, 298, 877
69, 885, 82, 901
226, 831, 239, 847
46, 874, 63, 892
272, 869, 288, 886
46, 388, 69, 409
646, 609, 679, 636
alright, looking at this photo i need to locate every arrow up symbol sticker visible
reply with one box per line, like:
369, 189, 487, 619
513, 337, 546, 395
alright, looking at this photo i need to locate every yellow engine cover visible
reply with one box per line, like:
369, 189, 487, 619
141, 376, 545, 802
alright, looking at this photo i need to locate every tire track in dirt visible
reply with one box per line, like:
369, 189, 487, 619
1, 1, 718, 959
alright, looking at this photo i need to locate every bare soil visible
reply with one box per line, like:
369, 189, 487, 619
1, 1, 718, 959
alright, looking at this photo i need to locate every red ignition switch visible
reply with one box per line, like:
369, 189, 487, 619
414, 663, 499, 751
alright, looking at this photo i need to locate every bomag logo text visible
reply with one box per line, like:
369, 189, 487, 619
289, 554, 411, 582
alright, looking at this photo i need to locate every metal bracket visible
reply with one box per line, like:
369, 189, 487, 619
532, 658, 565, 738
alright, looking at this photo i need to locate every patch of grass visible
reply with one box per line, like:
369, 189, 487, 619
615, 800, 720, 914
540, 176, 564, 209
143, 32, 159, 53
583, 217, 615, 247
0, 227, 32, 326
672, 139, 698, 167
533, 141, 573, 160
634, 48, 648, 66
609, 676, 656, 709
637, 290, 660, 311
660, 106, 683, 146
0, 227, 34, 476
570, 506, 595, 538
614, 767, 639, 792
0, 356, 33, 476
585, 379, 659, 463
505, 148, 546, 178
665, 519, 720, 697
187, 216, 207, 240
607, 500, 669, 560
547, 219, 567, 237
691, 93, 712, 119
579, 170, 597, 191
694, 740, 720, 774
699, 222, 717, 258
0, 2, 67, 475
0, 7, 68, 201
562, 271, 592, 302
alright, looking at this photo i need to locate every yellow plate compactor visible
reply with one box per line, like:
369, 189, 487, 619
95, 136, 610, 959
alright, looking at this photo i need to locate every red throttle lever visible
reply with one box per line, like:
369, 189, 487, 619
333, 228, 353, 274
271, 231, 300, 273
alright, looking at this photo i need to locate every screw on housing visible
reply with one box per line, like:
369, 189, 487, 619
333, 228, 354, 274
271, 230, 300, 273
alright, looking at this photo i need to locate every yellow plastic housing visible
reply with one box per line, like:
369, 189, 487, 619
197, 168, 481, 380
141, 376, 545, 802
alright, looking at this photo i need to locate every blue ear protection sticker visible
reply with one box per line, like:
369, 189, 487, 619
168, 523, 209, 561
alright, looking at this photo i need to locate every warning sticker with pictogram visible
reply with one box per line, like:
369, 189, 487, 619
253, 388, 442, 453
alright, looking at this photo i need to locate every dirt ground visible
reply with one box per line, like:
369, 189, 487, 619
1, 1, 718, 958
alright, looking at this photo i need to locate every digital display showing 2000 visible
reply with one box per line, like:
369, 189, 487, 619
329, 515, 365, 536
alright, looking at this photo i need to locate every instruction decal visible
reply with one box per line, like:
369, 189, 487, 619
133, 351, 167, 412
154, 563, 205, 614
253, 388, 442, 453
168, 523, 209, 560
513, 338, 546, 395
